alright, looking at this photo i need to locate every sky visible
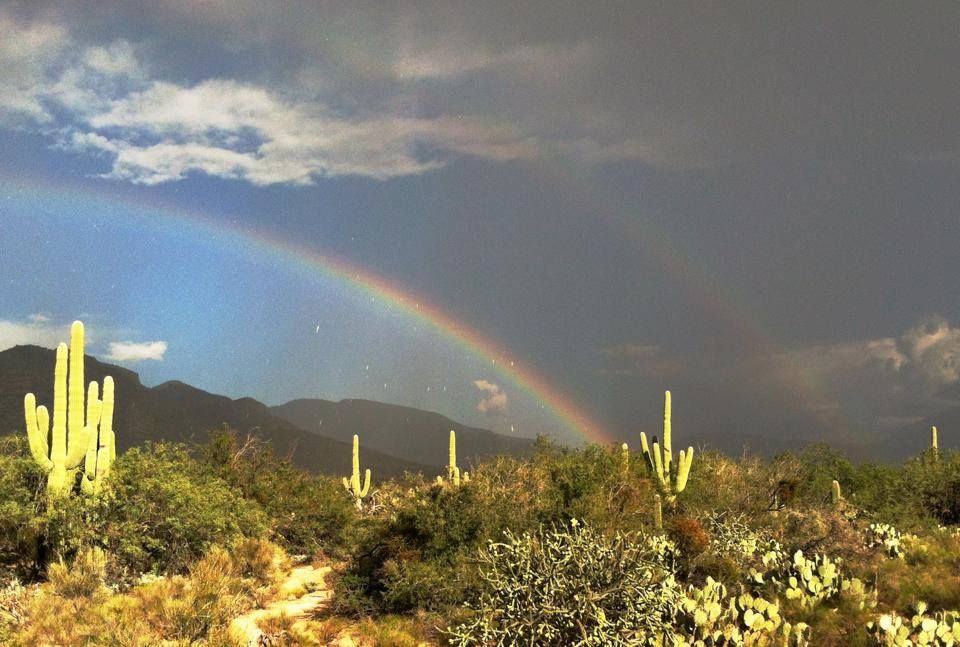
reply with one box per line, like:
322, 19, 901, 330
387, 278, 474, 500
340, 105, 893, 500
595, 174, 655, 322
1, 2, 959, 455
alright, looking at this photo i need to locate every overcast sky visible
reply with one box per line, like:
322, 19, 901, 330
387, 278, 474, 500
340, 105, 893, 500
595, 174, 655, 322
1, 2, 959, 456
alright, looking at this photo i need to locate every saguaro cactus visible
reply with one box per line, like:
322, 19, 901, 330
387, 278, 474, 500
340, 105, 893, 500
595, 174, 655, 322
439, 430, 469, 486
640, 390, 694, 503
931, 426, 939, 460
342, 434, 371, 508
24, 321, 113, 496
831, 480, 842, 507
448, 429, 460, 486
81, 376, 116, 495
653, 494, 663, 530
621, 442, 630, 474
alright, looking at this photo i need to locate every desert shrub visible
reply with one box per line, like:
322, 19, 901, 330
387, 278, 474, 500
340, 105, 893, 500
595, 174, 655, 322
338, 481, 491, 614
446, 520, 681, 646
231, 536, 286, 586
901, 451, 960, 526
874, 532, 960, 613
668, 515, 710, 561
0, 436, 48, 571
682, 451, 784, 516
103, 442, 268, 574
46, 546, 108, 599
0, 578, 27, 645
791, 444, 859, 506
15, 541, 279, 646
202, 428, 358, 556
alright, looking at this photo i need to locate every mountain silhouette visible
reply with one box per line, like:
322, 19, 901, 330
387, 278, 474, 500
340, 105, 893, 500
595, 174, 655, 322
0, 345, 432, 478
271, 398, 534, 469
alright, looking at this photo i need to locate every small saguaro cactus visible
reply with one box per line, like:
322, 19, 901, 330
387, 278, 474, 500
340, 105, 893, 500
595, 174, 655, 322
342, 434, 371, 509
621, 442, 630, 474
25, 321, 115, 496
831, 479, 842, 507
448, 430, 461, 486
640, 390, 694, 503
931, 426, 939, 459
439, 430, 470, 486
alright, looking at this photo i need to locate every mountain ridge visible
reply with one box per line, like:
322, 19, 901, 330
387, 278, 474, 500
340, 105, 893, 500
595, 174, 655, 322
0, 345, 433, 478
270, 397, 535, 468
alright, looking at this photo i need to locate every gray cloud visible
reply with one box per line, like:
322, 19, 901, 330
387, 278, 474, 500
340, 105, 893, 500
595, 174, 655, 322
4, 3, 957, 182
474, 379, 508, 415
604, 316, 960, 438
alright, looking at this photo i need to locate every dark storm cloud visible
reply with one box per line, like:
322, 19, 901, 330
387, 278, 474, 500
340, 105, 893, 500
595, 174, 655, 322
6, 2, 959, 172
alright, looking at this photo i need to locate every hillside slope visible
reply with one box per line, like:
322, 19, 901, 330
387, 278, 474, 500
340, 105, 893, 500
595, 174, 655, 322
271, 398, 534, 469
0, 345, 431, 478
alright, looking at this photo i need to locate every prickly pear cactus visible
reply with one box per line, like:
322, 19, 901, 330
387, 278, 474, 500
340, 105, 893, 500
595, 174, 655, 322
779, 550, 845, 609
676, 577, 811, 646
867, 604, 960, 646
866, 523, 905, 559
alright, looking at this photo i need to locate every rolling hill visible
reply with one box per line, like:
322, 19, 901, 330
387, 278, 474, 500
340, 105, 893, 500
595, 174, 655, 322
271, 398, 535, 469
0, 345, 432, 478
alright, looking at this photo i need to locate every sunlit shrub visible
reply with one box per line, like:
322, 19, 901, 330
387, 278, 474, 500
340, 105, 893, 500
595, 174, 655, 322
446, 520, 681, 646
104, 442, 268, 574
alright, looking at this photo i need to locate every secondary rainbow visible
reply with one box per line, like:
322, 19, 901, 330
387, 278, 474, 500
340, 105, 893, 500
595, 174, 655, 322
0, 176, 612, 444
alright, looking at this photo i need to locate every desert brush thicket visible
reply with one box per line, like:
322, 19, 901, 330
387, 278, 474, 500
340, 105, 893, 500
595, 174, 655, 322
2, 328, 960, 645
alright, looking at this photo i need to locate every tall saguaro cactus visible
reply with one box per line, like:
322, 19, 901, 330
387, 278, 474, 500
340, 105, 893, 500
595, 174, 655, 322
639, 390, 694, 503
342, 434, 371, 508
24, 321, 114, 496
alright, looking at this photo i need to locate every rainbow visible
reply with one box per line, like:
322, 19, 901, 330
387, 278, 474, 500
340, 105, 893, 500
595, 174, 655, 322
0, 175, 613, 444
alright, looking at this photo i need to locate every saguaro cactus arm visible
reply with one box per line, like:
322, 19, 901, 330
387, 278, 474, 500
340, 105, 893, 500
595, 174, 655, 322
24, 394, 52, 471
663, 390, 673, 480
676, 447, 694, 492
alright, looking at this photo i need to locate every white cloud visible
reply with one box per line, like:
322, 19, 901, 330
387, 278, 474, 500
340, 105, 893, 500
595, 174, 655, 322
474, 379, 508, 415
79, 79, 539, 184
0, 318, 71, 351
105, 340, 168, 362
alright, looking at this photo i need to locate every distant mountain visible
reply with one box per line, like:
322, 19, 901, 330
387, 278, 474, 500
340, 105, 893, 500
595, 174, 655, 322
0, 345, 431, 478
271, 398, 535, 469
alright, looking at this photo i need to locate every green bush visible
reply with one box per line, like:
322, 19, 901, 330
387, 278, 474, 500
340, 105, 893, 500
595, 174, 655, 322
201, 428, 356, 556
446, 520, 681, 646
103, 442, 268, 574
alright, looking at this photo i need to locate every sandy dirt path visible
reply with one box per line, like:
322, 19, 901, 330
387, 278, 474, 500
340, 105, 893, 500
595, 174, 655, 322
228, 563, 333, 646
